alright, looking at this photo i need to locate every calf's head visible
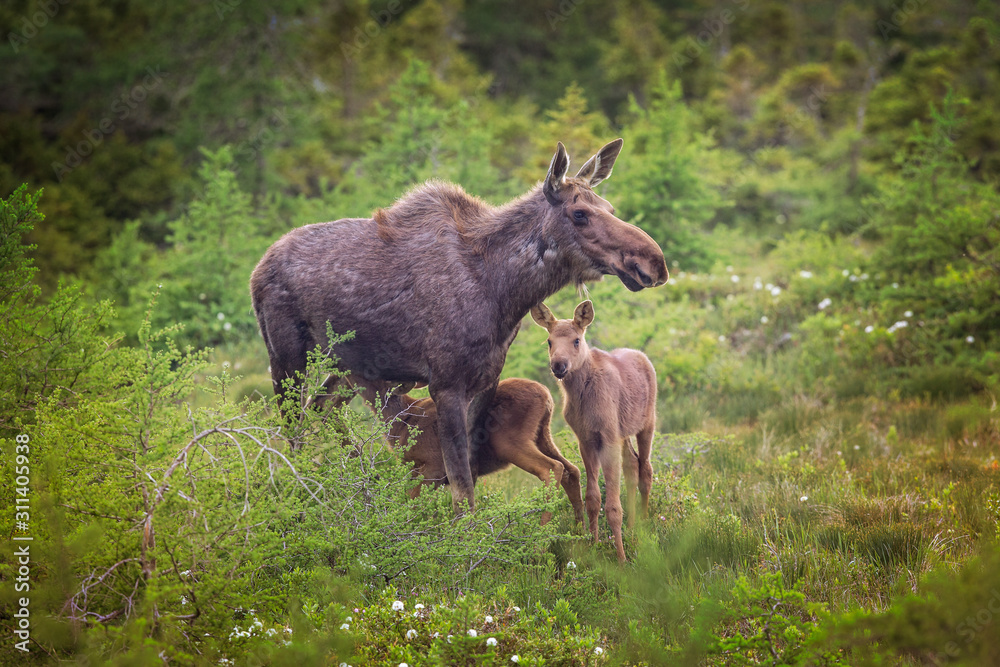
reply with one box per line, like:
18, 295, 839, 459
543, 139, 669, 292
530, 300, 595, 380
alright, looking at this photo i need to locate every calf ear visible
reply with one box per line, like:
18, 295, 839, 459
530, 303, 557, 331
543, 142, 570, 205
573, 300, 595, 330
575, 138, 623, 187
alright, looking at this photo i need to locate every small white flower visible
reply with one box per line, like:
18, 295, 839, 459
817, 298, 832, 310
345, 616, 352, 622
760, 316, 769, 324
667, 277, 676, 285
892, 282, 899, 288
770, 286, 781, 296
180, 569, 191, 576
468, 629, 478, 637
566, 561, 577, 570
406, 629, 417, 639
904, 310, 913, 318
181, 596, 188, 605
340, 663, 349, 667
865, 325, 874, 333
861, 273, 869, 280
966, 335, 975, 343
511, 656, 520, 663
842, 269, 850, 277
399, 663, 409, 667
659, 515, 666, 521
854, 445, 861, 450
267, 628, 277, 636
726, 265, 734, 273
447, 635, 453, 643
730, 274, 740, 283
849, 274, 858, 282
595, 646, 605, 655
513, 606, 520, 612
485, 615, 494, 624
753, 279, 763, 290
223, 321, 232, 331
340, 623, 350, 630
718, 334, 726, 343
800, 495, 808, 502
414, 603, 424, 610
217, 312, 225, 320
765, 282, 774, 291
392, 600, 404, 611
799, 270, 813, 279
487, 637, 498, 647
431, 632, 440, 638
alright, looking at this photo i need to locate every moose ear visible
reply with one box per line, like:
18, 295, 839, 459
530, 303, 557, 331
543, 142, 570, 205
575, 138, 623, 187
573, 300, 595, 330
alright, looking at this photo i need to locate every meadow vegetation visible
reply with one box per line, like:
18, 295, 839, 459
2, 1, 1000, 664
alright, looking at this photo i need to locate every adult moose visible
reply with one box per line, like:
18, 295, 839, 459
250, 138, 668, 512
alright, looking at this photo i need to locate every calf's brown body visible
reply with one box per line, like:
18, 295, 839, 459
372, 379, 585, 522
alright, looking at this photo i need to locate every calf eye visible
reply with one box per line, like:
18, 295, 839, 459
572, 210, 588, 225
547, 340, 552, 348
574, 338, 580, 348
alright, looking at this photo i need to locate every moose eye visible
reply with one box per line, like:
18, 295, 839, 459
572, 210, 588, 225
574, 338, 580, 348
547, 340, 552, 348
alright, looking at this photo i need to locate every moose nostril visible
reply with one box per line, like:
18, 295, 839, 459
631, 262, 653, 287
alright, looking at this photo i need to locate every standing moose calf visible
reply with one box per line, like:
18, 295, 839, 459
250, 139, 668, 513
531, 300, 657, 562
369, 378, 585, 523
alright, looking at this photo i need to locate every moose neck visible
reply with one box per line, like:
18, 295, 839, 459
482, 188, 580, 335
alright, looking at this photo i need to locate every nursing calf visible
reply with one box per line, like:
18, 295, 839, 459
370, 378, 585, 523
531, 300, 657, 562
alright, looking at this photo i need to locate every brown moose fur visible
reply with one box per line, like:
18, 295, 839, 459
250, 139, 668, 512
370, 379, 585, 523
531, 300, 657, 562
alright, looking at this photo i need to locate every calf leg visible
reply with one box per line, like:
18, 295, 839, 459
578, 436, 603, 544
636, 424, 655, 519
599, 439, 627, 563
536, 425, 584, 524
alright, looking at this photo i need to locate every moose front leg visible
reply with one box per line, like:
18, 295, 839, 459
432, 388, 476, 513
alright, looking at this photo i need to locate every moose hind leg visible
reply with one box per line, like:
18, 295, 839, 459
622, 437, 640, 530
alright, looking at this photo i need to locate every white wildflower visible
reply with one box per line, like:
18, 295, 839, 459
513, 606, 521, 612
595, 646, 605, 655
223, 321, 232, 331
718, 334, 726, 343
760, 316, 769, 324
904, 310, 913, 318
865, 325, 874, 333
817, 298, 832, 310
842, 269, 850, 277
730, 274, 740, 283
217, 312, 225, 320
414, 604, 424, 610
892, 282, 899, 288
849, 274, 858, 282
406, 629, 417, 639
800, 495, 808, 502
511, 656, 520, 663
340, 623, 350, 630
487, 637, 498, 647
566, 561, 577, 570
468, 629, 478, 637
392, 600, 404, 612
770, 286, 781, 296
485, 615, 494, 624
966, 335, 975, 343
799, 270, 813, 279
